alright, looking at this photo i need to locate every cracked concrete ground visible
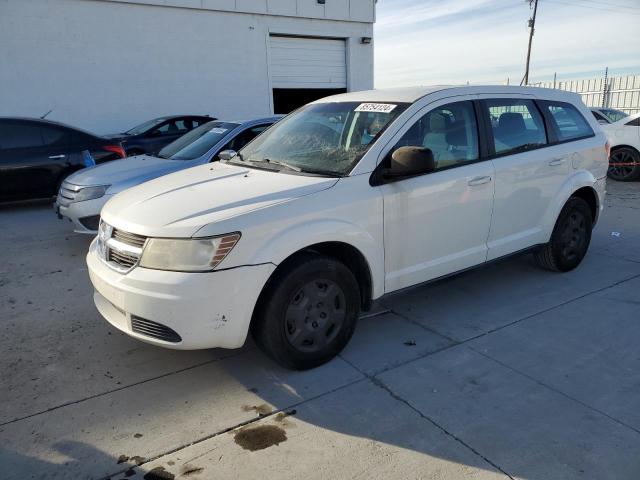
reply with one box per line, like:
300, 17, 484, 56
1, 181, 639, 480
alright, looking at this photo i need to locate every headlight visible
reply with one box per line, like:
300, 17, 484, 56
75, 185, 109, 202
139, 233, 241, 272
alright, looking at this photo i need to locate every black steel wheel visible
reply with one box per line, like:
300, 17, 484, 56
608, 147, 640, 181
251, 253, 360, 370
534, 197, 593, 272
284, 279, 347, 354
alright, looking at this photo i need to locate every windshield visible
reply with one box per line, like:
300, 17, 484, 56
236, 102, 409, 176
601, 109, 629, 123
157, 121, 239, 160
125, 118, 167, 135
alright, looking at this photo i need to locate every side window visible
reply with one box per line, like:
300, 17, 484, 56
626, 117, 640, 127
174, 119, 192, 132
591, 111, 608, 124
223, 125, 270, 152
40, 126, 69, 147
392, 101, 479, 170
486, 99, 547, 155
0, 122, 44, 149
154, 121, 180, 135
543, 102, 594, 142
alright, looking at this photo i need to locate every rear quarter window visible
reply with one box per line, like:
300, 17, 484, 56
40, 125, 70, 147
542, 102, 594, 142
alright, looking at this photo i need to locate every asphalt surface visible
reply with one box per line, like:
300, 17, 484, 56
1, 180, 639, 480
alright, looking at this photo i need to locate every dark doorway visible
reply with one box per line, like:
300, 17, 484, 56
273, 88, 347, 114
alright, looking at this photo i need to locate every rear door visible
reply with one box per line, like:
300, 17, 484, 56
480, 96, 565, 260
0, 120, 68, 200
36, 124, 75, 195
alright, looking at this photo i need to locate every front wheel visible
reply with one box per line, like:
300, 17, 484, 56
534, 197, 593, 272
251, 253, 360, 370
608, 147, 640, 181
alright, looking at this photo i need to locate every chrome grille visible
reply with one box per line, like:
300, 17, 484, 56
108, 249, 138, 269
112, 228, 146, 248
131, 316, 182, 343
99, 221, 147, 273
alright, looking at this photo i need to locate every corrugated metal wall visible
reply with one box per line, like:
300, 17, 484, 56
531, 75, 640, 115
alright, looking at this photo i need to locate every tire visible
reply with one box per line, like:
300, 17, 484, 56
608, 146, 640, 181
534, 197, 593, 272
251, 253, 361, 370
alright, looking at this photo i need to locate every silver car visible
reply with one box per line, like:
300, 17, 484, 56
55, 116, 282, 233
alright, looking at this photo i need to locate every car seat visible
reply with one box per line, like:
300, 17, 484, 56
423, 112, 454, 165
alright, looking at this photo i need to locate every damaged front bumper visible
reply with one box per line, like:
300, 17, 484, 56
87, 239, 275, 349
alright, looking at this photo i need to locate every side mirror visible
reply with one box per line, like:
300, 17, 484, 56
384, 146, 435, 179
218, 149, 237, 161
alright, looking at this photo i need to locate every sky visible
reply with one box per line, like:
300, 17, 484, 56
374, 0, 640, 87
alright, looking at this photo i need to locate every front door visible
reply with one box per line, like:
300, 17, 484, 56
381, 99, 495, 292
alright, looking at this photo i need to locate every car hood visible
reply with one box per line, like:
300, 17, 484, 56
101, 162, 339, 238
65, 155, 192, 192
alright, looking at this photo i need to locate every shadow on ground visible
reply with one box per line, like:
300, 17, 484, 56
2, 184, 640, 479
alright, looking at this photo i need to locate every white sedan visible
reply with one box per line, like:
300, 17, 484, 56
591, 109, 640, 181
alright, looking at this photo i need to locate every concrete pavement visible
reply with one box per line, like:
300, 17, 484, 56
1, 181, 639, 479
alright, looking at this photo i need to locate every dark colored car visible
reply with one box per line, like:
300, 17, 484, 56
106, 115, 214, 156
0, 117, 126, 202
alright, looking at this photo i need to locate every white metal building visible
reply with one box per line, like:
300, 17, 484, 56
0, 0, 375, 134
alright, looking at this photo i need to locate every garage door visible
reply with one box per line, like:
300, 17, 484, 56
269, 35, 347, 89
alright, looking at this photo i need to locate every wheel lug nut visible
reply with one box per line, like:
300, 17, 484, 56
320, 312, 327, 319
312, 321, 318, 328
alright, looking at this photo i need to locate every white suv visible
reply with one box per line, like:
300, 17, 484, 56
87, 86, 608, 370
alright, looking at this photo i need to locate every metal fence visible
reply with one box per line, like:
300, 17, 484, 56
530, 74, 640, 115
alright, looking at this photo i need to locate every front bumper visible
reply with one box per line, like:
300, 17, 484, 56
87, 239, 276, 349
56, 195, 113, 234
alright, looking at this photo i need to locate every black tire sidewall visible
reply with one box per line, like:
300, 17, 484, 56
608, 147, 640, 181
549, 197, 593, 271
253, 254, 361, 370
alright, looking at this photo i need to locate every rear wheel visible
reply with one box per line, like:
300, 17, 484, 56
534, 197, 593, 272
251, 253, 360, 370
608, 146, 640, 181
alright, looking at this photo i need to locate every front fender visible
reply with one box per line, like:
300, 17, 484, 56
541, 171, 600, 240
247, 219, 385, 299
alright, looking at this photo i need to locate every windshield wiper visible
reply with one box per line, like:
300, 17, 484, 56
260, 158, 302, 172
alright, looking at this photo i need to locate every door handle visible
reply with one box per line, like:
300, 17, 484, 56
49, 154, 66, 159
468, 176, 492, 186
549, 156, 567, 166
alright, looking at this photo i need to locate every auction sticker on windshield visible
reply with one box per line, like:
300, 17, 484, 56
209, 128, 228, 134
354, 103, 397, 113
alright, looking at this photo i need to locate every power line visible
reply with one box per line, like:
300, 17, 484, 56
575, 0, 640, 11
546, 0, 640, 15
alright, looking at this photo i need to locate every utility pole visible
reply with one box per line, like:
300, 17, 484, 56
521, 0, 539, 85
